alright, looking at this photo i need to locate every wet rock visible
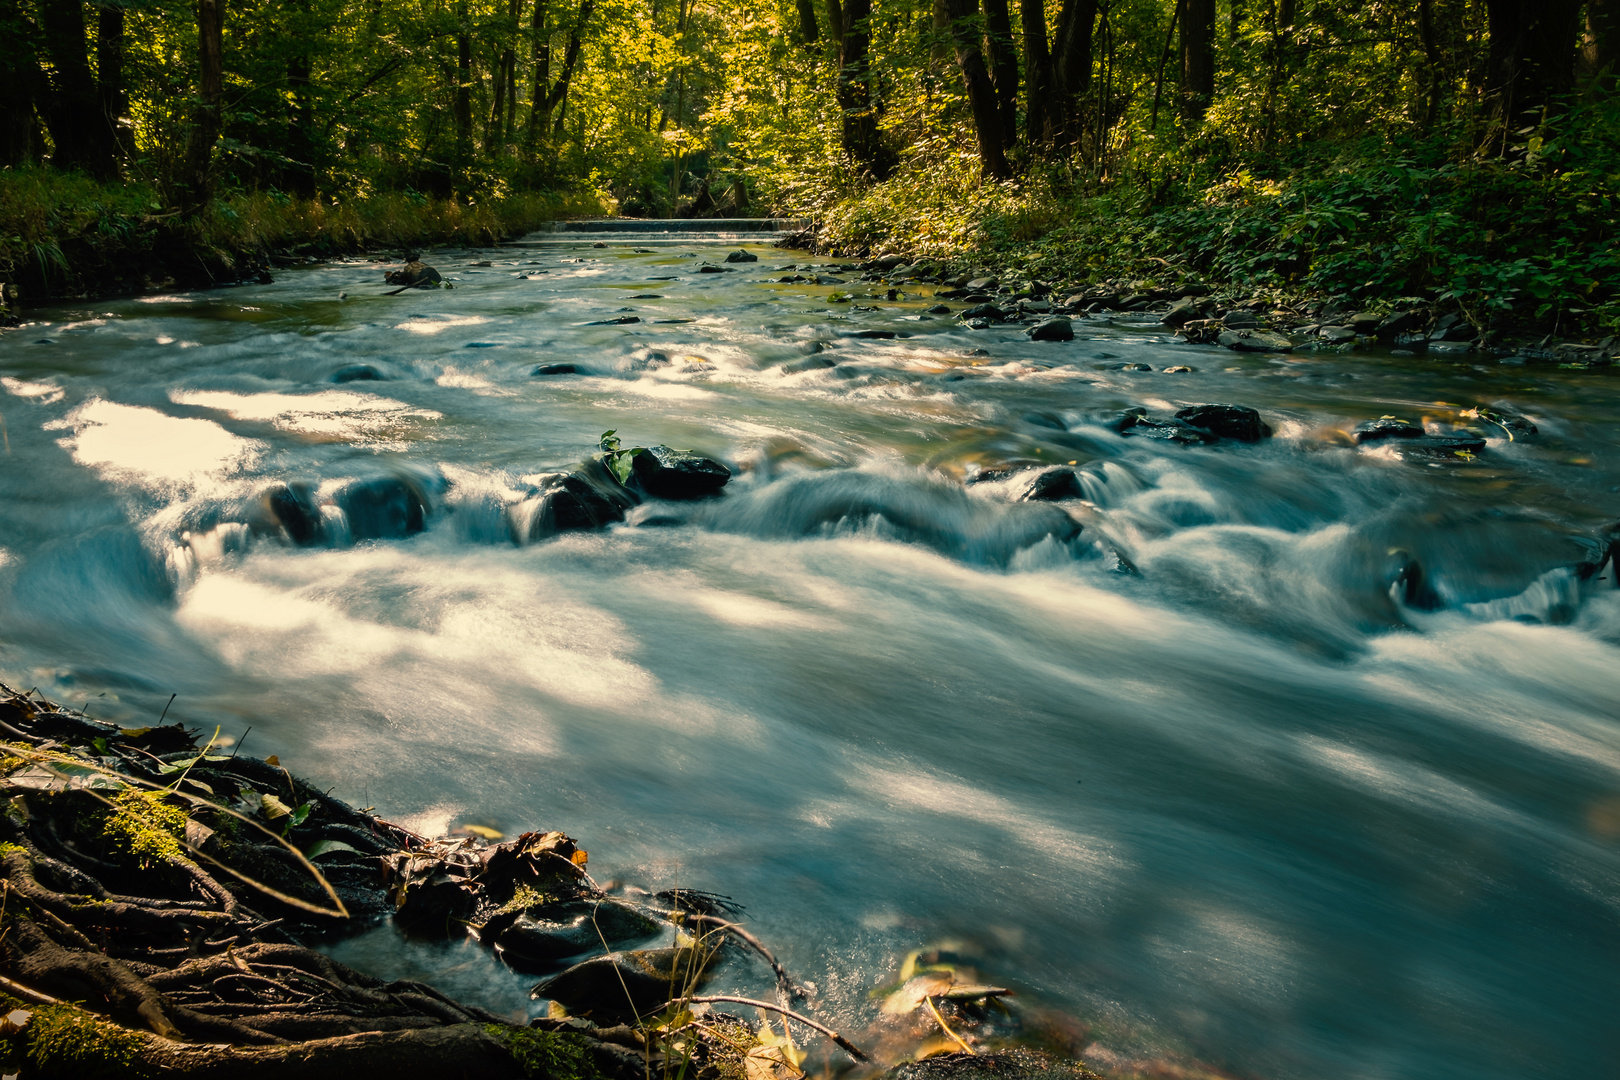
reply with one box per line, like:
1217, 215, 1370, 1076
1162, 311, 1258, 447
265, 483, 325, 546
1218, 329, 1293, 352
1470, 404, 1538, 438
1219, 310, 1260, 328
965, 277, 998, 291
331, 364, 385, 383
1174, 403, 1271, 443
384, 261, 441, 286
961, 303, 1010, 322
1161, 297, 1204, 327
628, 446, 732, 500
1377, 310, 1425, 338
1113, 410, 1214, 444
1020, 298, 1053, 314
1096, 362, 1152, 371
1015, 467, 1084, 501
513, 468, 635, 539
534, 363, 582, 375
697, 264, 732, 274
489, 900, 662, 974
1353, 416, 1425, 442
531, 947, 715, 1023
1025, 317, 1074, 341
1395, 434, 1487, 459
782, 355, 836, 374
853, 329, 898, 339
1348, 311, 1381, 333
1162, 365, 1196, 373
724, 249, 758, 263
336, 476, 428, 540
586, 316, 641, 325
927, 304, 952, 314
1318, 325, 1358, 344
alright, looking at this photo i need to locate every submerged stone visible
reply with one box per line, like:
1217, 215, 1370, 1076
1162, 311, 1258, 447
336, 476, 427, 540
489, 900, 662, 974
331, 364, 385, 383
534, 363, 582, 375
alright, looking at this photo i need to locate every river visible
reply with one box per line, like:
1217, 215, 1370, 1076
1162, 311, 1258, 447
1, 224, 1616, 1080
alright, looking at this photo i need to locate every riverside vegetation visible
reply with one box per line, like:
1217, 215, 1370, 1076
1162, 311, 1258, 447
0, 680, 1112, 1079
0, 0, 1617, 346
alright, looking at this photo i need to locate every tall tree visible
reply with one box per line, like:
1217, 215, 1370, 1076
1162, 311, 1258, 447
1179, 0, 1214, 123
1578, 0, 1618, 88
982, 0, 1018, 148
796, 0, 819, 43
182, 0, 224, 211
0, 0, 41, 165
835, 0, 889, 174
1483, 0, 1583, 120
939, 0, 1011, 178
1020, 0, 1055, 144
454, 0, 473, 161
526, 0, 592, 144
37, 0, 120, 176
1050, 0, 1097, 144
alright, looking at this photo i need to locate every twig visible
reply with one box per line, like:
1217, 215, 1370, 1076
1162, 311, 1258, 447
924, 995, 975, 1055
681, 995, 869, 1062
674, 913, 805, 1002
158, 693, 177, 724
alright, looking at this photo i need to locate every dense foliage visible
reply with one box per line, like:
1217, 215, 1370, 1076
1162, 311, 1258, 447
1, 0, 1616, 326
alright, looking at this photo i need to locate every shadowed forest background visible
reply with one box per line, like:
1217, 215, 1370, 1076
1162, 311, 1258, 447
1, 0, 1618, 330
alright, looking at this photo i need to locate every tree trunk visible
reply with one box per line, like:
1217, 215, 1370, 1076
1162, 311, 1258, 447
836, 0, 889, 175
981, 0, 1018, 148
183, 0, 224, 211
0, 0, 42, 165
526, 0, 551, 144
1579, 0, 1619, 88
796, 0, 819, 43
1178, 0, 1215, 124
1483, 0, 1583, 120
96, 2, 132, 155
1020, 0, 1055, 144
454, 2, 472, 163
1050, 0, 1096, 145
940, 0, 1011, 178
38, 0, 119, 177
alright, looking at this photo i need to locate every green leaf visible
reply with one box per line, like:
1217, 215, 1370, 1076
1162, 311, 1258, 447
305, 838, 359, 860
289, 801, 313, 828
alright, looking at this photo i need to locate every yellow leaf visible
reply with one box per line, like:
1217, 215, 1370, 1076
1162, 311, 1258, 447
881, 973, 954, 1015
460, 824, 504, 840
261, 793, 292, 819
266, 755, 280, 767
745, 1044, 805, 1080
570, 849, 589, 866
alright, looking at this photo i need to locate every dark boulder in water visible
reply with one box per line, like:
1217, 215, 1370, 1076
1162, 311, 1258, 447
336, 476, 428, 540
530, 947, 714, 1024
265, 483, 325, 546
514, 467, 636, 540
486, 899, 661, 974
782, 355, 837, 374
384, 261, 441, 286
534, 363, 581, 375
1353, 416, 1424, 442
331, 364, 385, 383
1025, 317, 1074, 341
1393, 434, 1487, 459
1174, 403, 1271, 442
628, 446, 732, 500
1015, 467, 1084, 501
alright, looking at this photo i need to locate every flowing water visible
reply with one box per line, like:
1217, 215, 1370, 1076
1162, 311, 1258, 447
1, 228, 1618, 1080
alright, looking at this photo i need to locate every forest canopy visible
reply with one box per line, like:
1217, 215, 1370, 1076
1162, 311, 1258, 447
1, 0, 1617, 326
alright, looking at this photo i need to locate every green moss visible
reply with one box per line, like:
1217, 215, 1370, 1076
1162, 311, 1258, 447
14, 1005, 153, 1078
101, 790, 187, 869
492, 1025, 606, 1080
